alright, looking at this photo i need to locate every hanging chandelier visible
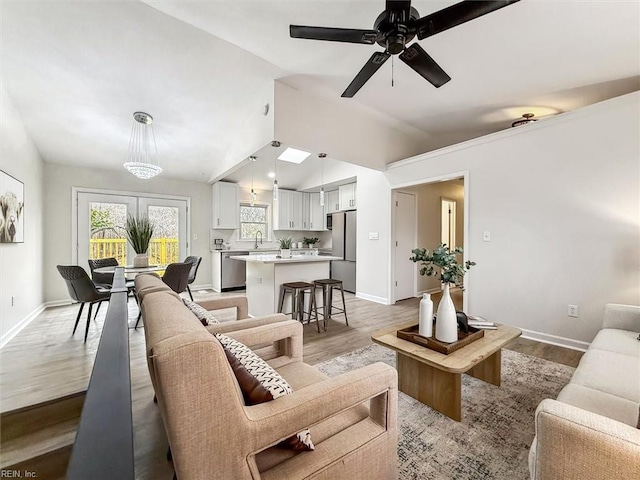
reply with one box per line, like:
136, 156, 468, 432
271, 140, 281, 200
123, 112, 162, 179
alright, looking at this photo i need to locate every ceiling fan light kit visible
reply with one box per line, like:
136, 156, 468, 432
290, 0, 521, 98
123, 111, 162, 180
511, 113, 537, 127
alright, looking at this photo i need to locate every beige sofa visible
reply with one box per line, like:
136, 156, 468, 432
529, 303, 640, 480
135, 273, 399, 480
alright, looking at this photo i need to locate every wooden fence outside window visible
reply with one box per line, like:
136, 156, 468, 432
89, 238, 179, 266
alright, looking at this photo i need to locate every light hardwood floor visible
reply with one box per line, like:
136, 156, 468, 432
0, 289, 583, 479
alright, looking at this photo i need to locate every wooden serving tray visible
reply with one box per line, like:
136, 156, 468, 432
396, 323, 485, 355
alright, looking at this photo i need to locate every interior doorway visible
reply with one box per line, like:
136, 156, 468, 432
392, 176, 466, 307
441, 197, 457, 248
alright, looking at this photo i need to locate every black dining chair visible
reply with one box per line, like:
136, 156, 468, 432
183, 256, 202, 301
57, 265, 111, 342
135, 262, 192, 329
88, 257, 137, 301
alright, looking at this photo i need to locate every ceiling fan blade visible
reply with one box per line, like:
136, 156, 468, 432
290, 25, 377, 45
341, 51, 391, 98
415, 0, 520, 40
399, 43, 451, 88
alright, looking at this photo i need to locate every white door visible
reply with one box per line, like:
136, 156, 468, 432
138, 197, 188, 265
395, 192, 416, 301
441, 198, 457, 249
77, 192, 137, 270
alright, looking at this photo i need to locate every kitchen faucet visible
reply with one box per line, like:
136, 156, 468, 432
254, 230, 263, 250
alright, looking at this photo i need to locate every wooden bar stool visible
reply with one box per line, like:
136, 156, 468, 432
313, 279, 349, 331
278, 282, 319, 330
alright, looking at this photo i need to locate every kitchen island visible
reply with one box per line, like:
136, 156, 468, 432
230, 254, 342, 318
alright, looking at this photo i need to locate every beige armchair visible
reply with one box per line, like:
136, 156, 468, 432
138, 275, 399, 480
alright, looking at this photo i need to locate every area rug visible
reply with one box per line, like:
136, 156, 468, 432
316, 344, 574, 480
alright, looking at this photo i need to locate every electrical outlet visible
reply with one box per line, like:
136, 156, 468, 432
257, 277, 262, 284
568, 305, 579, 317
193, 234, 198, 240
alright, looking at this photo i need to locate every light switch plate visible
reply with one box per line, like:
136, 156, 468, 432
483, 231, 491, 242
369, 232, 379, 240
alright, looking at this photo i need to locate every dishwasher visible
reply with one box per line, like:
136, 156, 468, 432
221, 251, 248, 291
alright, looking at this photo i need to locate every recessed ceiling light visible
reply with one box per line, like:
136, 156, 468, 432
267, 172, 275, 179
277, 147, 311, 164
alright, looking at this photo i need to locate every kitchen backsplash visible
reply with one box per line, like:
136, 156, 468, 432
210, 229, 332, 251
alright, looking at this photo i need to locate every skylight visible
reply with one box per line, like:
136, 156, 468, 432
277, 147, 311, 164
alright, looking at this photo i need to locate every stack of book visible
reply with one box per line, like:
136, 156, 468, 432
467, 315, 497, 330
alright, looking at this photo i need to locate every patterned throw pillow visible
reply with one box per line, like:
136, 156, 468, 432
216, 333, 314, 452
182, 298, 220, 326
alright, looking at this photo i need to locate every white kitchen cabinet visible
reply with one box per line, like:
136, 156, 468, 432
301, 192, 310, 230
309, 192, 325, 231
325, 190, 340, 214
339, 183, 357, 210
212, 181, 239, 229
273, 190, 305, 230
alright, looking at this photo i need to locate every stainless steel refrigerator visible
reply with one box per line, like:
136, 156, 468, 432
331, 211, 356, 293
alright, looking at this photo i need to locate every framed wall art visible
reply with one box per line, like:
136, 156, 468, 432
0, 170, 24, 243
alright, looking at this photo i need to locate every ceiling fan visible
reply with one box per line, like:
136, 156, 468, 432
290, 0, 520, 98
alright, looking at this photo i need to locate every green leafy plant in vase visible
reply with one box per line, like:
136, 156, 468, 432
125, 214, 155, 267
410, 244, 476, 343
303, 237, 320, 248
278, 236, 293, 259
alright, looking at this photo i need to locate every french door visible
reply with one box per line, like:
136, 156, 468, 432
76, 190, 188, 270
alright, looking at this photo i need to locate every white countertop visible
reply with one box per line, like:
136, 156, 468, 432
230, 254, 342, 264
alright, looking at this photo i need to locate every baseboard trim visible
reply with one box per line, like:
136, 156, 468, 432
45, 299, 74, 308
520, 328, 590, 352
1, 303, 46, 349
356, 292, 390, 305
191, 283, 213, 291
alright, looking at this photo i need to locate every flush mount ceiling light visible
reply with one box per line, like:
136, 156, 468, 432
278, 147, 311, 164
511, 113, 538, 128
123, 112, 162, 179
267, 172, 276, 179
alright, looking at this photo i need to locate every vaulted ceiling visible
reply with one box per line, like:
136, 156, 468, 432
2, 1, 638, 183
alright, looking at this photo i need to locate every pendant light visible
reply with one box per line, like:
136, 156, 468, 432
249, 156, 257, 206
271, 140, 281, 200
318, 153, 327, 207
123, 112, 162, 179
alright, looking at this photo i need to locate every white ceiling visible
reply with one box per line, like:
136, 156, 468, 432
2, 0, 639, 184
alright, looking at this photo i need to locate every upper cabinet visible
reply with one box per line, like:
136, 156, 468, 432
274, 190, 303, 230
339, 183, 357, 210
274, 190, 326, 231
325, 190, 340, 214
212, 182, 239, 229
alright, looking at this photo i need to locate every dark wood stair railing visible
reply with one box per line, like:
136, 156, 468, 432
66, 267, 134, 480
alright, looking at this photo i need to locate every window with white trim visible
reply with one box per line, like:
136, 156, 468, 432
239, 204, 268, 241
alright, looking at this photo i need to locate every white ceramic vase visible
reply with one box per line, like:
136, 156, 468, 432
280, 249, 291, 259
133, 253, 149, 268
435, 283, 458, 343
418, 293, 434, 338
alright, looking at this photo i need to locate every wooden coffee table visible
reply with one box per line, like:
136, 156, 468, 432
372, 320, 521, 421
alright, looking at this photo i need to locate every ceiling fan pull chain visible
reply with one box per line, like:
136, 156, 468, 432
391, 55, 395, 87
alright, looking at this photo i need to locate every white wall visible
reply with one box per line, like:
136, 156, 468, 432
43, 163, 213, 302
0, 87, 45, 345
383, 92, 640, 346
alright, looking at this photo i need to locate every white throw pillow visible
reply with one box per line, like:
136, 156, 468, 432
182, 298, 220, 326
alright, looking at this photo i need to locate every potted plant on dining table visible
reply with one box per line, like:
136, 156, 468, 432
410, 244, 475, 343
125, 214, 155, 267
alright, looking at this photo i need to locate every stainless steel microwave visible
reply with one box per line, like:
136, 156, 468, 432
326, 214, 333, 230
